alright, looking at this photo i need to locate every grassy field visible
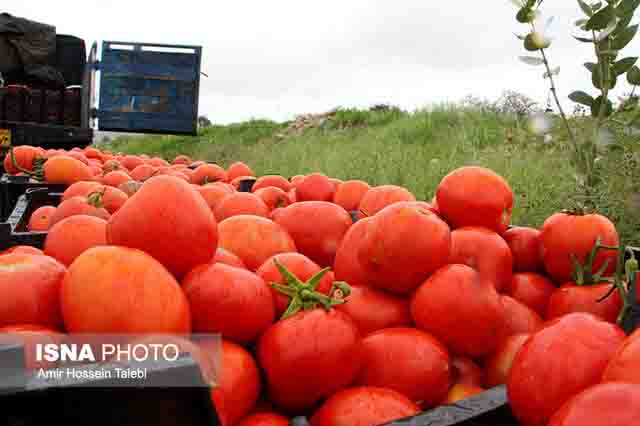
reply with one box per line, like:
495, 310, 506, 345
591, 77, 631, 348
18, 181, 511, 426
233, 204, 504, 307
102, 106, 639, 243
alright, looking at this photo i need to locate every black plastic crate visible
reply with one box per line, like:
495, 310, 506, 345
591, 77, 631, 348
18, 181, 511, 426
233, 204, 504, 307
0, 345, 221, 426
386, 386, 516, 426
0, 175, 66, 222
0, 187, 61, 250
0, 120, 93, 152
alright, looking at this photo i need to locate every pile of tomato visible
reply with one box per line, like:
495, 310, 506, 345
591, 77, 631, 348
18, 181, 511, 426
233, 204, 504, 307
0, 144, 639, 426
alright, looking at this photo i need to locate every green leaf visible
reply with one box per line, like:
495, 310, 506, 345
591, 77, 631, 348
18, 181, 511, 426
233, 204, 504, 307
569, 91, 595, 106
592, 66, 618, 89
578, 0, 594, 16
585, 62, 598, 72
575, 18, 589, 27
628, 66, 640, 85
617, 0, 640, 16
612, 57, 638, 75
586, 5, 616, 30
613, 12, 634, 34
612, 24, 638, 50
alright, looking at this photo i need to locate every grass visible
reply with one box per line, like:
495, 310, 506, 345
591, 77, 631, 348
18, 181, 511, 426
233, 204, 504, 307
102, 105, 640, 243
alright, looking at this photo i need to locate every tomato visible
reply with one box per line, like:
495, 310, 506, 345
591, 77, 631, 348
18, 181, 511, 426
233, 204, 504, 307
358, 202, 451, 294
257, 309, 361, 413
44, 215, 108, 267
332, 180, 370, 212
507, 313, 626, 425
191, 163, 227, 185
502, 226, 544, 272
333, 217, 372, 287
273, 202, 352, 267
256, 253, 334, 318
4, 146, 42, 174
435, 166, 513, 234
357, 185, 416, 218
503, 272, 556, 317
546, 282, 622, 323
214, 248, 247, 269
218, 215, 297, 271
121, 155, 145, 171
172, 155, 191, 165
602, 328, 640, 384
451, 356, 483, 387
0, 253, 66, 329
101, 170, 132, 188
43, 155, 95, 185
129, 164, 157, 181
236, 413, 289, 426
148, 157, 169, 168
483, 333, 530, 388
210, 340, 261, 426
214, 192, 270, 221
62, 181, 103, 202
252, 175, 292, 193
335, 285, 412, 336
309, 387, 420, 426
448, 226, 513, 291
227, 162, 254, 182
102, 160, 122, 174
195, 183, 235, 211
0, 246, 44, 256
497, 295, 543, 343
61, 246, 191, 333
355, 327, 451, 407
182, 263, 275, 344
548, 383, 640, 426
254, 186, 291, 210
49, 195, 110, 227
411, 264, 503, 358
28, 205, 56, 231
443, 384, 485, 404
295, 173, 335, 202
108, 175, 218, 279
540, 212, 618, 284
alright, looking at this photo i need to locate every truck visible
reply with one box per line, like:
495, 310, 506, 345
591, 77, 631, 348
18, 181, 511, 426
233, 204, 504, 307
0, 12, 203, 155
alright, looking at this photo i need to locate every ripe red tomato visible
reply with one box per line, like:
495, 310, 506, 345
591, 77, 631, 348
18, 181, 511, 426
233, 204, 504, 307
450, 356, 483, 387
310, 387, 420, 426
546, 282, 622, 323
354, 327, 451, 408
257, 309, 361, 413
357, 185, 416, 218
497, 295, 543, 343
236, 412, 289, 426
602, 328, 640, 384
182, 263, 275, 344
295, 173, 335, 202
502, 226, 544, 272
213, 248, 247, 269
273, 201, 352, 267
333, 180, 370, 212
483, 333, 530, 388
507, 313, 626, 425
503, 272, 556, 317
548, 383, 640, 426
540, 212, 618, 284
214, 192, 270, 221
435, 166, 513, 234
358, 202, 451, 294
410, 264, 503, 358
448, 226, 513, 291
0, 253, 66, 329
335, 285, 412, 336
256, 252, 334, 318
210, 340, 262, 426
333, 217, 372, 287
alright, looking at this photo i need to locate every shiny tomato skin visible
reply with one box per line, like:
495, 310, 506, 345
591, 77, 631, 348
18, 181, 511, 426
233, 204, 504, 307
335, 285, 412, 336
333, 218, 372, 287
354, 327, 451, 408
309, 386, 420, 426
448, 226, 513, 291
548, 383, 640, 426
602, 329, 640, 384
236, 412, 290, 426
503, 273, 556, 318
497, 295, 543, 344
540, 212, 618, 284
507, 313, 626, 426
410, 264, 503, 358
503, 226, 544, 272
257, 309, 361, 413
546, 282, 622, 323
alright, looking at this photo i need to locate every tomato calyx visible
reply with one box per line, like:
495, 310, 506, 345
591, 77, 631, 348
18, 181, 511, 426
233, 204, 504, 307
86, 189, 107, 209
270, 259, 351, 320
10, 148, 45, 181
570, 237, 617, 286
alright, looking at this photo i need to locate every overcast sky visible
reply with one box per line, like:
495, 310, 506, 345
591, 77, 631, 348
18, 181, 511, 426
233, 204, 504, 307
7, 1, 640, 124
